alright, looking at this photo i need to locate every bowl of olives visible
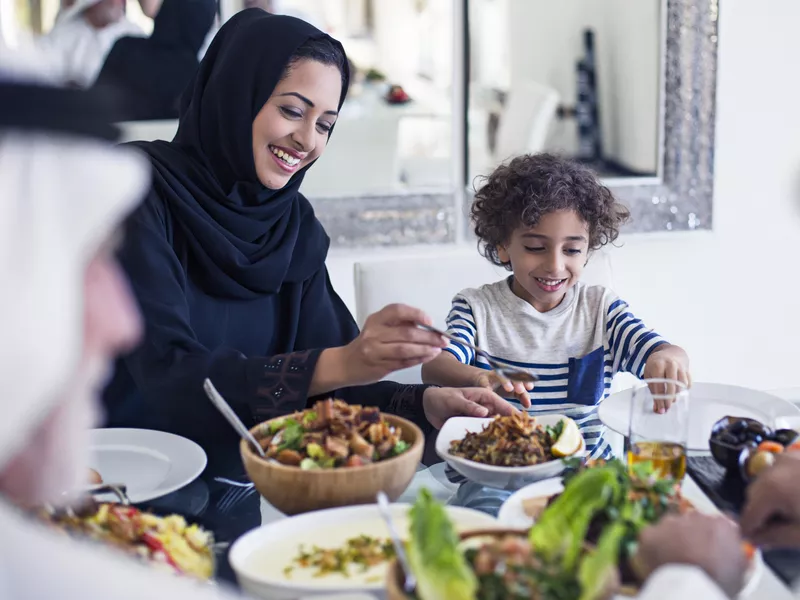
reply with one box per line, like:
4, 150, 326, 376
709, 415, 799, 474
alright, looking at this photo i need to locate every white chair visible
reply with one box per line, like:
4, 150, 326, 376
493, 80, 560, 162
353, 249, 627, 456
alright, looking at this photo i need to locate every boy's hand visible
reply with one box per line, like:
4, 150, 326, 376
642, 345, 691, 413
473, 370, 532, 408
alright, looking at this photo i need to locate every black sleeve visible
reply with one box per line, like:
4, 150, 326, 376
293, 272, 434, 436
116, 192, 325, 444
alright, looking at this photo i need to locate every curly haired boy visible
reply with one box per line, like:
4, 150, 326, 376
422, 153, 690, 458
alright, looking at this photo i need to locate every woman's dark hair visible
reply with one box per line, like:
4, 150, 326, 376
472, 153, 631, 269
283, 36, 349, 96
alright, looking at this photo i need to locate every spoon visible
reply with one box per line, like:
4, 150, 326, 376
376, 491, 416, 594
203, 378, 266, 458
417, 323, 537, 384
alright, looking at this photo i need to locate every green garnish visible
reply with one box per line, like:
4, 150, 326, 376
392, 440, 409, 456
545, 420, 566, 441
277, 419, 303, 451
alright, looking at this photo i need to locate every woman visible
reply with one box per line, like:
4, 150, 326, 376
0, 72, 240, 600
103, 9, 511, 452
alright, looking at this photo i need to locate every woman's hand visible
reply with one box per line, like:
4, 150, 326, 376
421, 387, 517, 429
642, 345, 691, 413
340, 304, 446, 386
473, 370, 533, 408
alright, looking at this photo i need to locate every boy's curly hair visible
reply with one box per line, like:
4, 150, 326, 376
472, 153, 630, 269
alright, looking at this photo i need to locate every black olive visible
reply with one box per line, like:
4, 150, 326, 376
745, 432, 764, 444
774, 429, 799, 446
729, 420, 748, 435
746, 421, 769, 436
718, 432, 738, 446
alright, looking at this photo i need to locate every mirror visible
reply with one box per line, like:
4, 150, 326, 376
467, 0, 663, 185
5, 0, 456, 199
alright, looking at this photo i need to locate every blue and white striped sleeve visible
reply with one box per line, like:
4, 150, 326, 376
606, 297, 668, 377
443, 295, 477, 365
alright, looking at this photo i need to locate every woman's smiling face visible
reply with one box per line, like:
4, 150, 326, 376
251, 59, 342, 190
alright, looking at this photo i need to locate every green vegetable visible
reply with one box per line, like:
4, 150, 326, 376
278, 419, 303, 451
546, 420, 566, 441
302, 410, 317, 425
306, 443, 326, 460
300, 458, 319, 470
577, 521, 626, 600
392, 440, 409, 456
408, 489, 477, 600
306, 442, 335, 468
529, 466, 619, 571
268, 419, 286, 434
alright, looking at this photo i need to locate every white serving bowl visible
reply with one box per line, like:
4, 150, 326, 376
229, 502, 499, 600
435, 415, 585, 490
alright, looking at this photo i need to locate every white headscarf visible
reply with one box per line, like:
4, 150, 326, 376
0, 129, 146, 473
0, 54, 240, 600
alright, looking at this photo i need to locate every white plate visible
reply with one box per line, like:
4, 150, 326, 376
497, 477, 564, 529
599, 382, 800, 451
89, 428, 207, 503
435, 415, 585, 490
230, 503, 500, 600
498, 476, 763, 599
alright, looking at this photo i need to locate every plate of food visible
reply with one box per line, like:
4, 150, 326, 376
241, 399, 424, 515
228, 502, 499, 600
435, 413, 586, 489
39, 500, 216, 581
599, 382, 800, 451
89, 428, 207, 504
388, 463, 761, 600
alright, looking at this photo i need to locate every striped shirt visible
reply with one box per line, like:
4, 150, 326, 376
444, 278, 667, 459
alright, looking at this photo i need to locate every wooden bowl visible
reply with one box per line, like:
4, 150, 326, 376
385, 528, 633, 599
240, 413, 424, 516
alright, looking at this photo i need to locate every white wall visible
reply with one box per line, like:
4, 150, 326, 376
326, 0, 800, 392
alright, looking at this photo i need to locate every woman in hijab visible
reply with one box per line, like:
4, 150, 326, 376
93, 0, 218, 121
103, 9, 513, 455
0, 70, 243, 600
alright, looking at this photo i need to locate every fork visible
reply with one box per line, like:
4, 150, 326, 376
217, 484, 257, 514
417, 323, 537, 385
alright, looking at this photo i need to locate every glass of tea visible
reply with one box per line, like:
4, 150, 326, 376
626, 378, 689, 481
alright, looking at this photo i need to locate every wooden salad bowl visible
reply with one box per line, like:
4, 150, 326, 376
241, 412, 423, 515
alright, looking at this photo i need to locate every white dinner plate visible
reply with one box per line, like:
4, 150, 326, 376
598, 382, 800, 451
497, 477, 564, 529
435, 415, 585, 490
89, 428, 207, 503
230, 503, 500, 600
498, 476, 764, 599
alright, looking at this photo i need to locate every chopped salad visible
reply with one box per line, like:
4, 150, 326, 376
261, 398, 410, 469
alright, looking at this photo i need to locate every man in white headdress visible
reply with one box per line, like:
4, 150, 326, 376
36, 0, 146, 88
0, 52, 246, 600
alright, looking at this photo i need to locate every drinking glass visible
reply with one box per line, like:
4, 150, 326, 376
627, 378, 689, 481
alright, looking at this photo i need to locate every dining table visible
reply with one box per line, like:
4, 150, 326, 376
140, 433, 798, 599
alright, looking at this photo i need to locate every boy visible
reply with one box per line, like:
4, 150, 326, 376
422, 154, 690, 458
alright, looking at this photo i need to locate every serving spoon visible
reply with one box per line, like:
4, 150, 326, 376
203, 378, 266, 458
376, 491, 416, 594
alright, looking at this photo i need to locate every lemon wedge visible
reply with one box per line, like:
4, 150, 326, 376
551, 417, 582, 457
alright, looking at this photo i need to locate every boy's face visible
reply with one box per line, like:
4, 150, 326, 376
498, 210, 590, 312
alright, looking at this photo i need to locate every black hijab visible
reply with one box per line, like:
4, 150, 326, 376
129, 9, 350, 300
95, 0, 216, 121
